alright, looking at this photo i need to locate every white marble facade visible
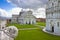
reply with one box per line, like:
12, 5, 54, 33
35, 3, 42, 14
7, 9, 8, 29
0, 19, 18, 40
18, 10, 36, 24
11, 10, 36, 24
11, 15, 18, 23
46, 0, 60, 34
0, 19, 6, 30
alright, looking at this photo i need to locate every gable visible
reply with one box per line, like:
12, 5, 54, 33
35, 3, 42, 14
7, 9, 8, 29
19, 10, 36, 18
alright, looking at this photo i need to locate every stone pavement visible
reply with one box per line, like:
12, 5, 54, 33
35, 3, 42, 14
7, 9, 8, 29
18, 28, 39, 30
18, 25, 45, 30
43, 28, 60, 36
34, 25, 44, 29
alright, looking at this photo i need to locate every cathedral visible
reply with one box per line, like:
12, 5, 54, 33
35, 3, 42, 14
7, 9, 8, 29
46, 0, 60, 34
11, 10, 36, 24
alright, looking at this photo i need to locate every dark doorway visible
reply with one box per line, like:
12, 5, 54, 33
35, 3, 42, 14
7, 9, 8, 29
52, 26, 54, 32
26, 22, 27, 24
29, 21, 30, 24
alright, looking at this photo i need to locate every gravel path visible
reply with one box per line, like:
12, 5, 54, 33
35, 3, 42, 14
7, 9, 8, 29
18, 28, 39, 30
18, 25, 45, 30
34, 25, 45, 29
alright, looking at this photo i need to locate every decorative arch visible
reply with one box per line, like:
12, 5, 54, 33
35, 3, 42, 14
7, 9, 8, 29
50, 20, 54, 32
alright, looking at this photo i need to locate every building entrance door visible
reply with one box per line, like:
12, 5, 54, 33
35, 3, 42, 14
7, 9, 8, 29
52, 26, 54, 32
50, 20, 54, 32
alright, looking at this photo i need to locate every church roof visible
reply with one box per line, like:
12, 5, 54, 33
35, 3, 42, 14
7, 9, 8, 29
18, 10, 36, 18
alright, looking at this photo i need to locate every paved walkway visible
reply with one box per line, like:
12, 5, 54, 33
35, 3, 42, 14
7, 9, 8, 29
18, 28, 39, 30
18, 25, 45, 30
43, 28, 60, 36
34, 25, 44, 29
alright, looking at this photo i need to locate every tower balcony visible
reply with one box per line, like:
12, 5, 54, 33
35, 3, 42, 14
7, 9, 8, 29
46, 6, 60, 13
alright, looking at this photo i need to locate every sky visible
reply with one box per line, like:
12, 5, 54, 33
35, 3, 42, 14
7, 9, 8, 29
0, 0, 47, 18
0, 0, 16, 10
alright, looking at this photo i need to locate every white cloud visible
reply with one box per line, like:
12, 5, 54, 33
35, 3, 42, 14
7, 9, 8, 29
7, 0, 47, 9
33, 8, 46, 18
9, 7, 46, 18
9, 7, 22, 15
9, 7, 34, 15
0, 8, 11, 18
6, 0, 47, 18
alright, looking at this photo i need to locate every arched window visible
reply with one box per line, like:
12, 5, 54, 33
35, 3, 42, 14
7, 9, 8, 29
57, 22, 59, 27
52, 12, 53, 16
58, 0, 60, 6
49, 0, 50, 1
50, 20, 53, 26
52, 3, 54, 6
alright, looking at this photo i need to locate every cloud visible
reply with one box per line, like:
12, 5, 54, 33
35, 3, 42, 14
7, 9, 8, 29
9, 7, 46, 18
9, 7, 22, 15
33, 8, 46, 18
0, 8, 11, 18
6, 0, 47, 18
7, 0, 47, 9
9, 7, 34, 15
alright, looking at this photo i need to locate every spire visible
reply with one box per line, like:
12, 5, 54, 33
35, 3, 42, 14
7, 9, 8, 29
21, 9, 24, 12
19, 9, 24, 16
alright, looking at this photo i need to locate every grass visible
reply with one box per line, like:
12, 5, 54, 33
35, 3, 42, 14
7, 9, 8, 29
7, 22, 60, 40
15, 29, 60, 40
7, 22, 46, 29
7, 23, 38, 29
36, 22, 46, 26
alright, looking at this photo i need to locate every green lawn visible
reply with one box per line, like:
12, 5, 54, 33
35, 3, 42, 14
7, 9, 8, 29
7, 22, 46, 29
7, 23, 38, 29
15, 29, 60, 40
7, 22, 60, 40
36, 22, 46, 26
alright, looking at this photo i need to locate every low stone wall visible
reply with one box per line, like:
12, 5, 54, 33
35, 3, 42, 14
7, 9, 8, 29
43, 28, 60, 36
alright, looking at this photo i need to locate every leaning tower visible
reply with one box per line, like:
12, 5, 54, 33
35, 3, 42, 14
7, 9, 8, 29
46, 0, 60, 34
